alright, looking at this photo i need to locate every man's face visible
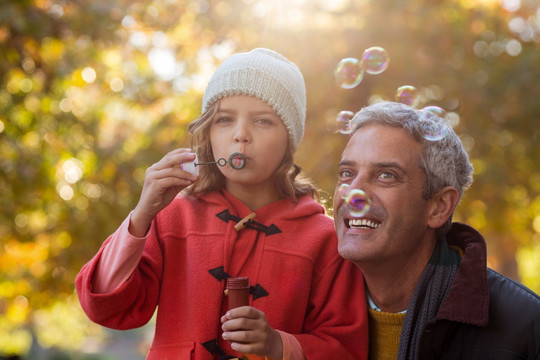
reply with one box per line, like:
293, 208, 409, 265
333, 124, 434, 266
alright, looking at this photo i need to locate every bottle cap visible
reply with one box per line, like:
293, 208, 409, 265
226, 276, 249, 290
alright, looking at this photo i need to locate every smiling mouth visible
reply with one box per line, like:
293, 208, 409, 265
346, 218, 381, 229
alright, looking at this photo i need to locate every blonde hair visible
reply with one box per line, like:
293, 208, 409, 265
185, 101, 318, 202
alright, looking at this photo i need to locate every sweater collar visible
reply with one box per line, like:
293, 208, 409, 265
435, 222, 490, 326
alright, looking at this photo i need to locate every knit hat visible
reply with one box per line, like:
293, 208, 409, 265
202, 48, 306, 149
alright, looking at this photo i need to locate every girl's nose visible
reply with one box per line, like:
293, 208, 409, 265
233, 123, 251, 143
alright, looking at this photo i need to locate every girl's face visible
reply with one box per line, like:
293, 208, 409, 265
209, 95, 289, 194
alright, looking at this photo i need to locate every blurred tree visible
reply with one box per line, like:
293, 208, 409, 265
0, 0, 538, 357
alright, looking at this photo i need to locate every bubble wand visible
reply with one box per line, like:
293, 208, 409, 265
195, 152, 246, 170
181, 152, 247, 176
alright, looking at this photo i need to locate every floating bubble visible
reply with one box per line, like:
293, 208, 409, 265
336, 110, 355, 123
395, 85, 418, 106
336, 110, 355, 134
418, 106, 448, 141
339, 124, 352, 135
345, 189, 372, 217
334, 58, 364, 89
421, 123, 448, 141
362, 47, 390, 75
337, 183, 351, 199
419, 105, 448, 121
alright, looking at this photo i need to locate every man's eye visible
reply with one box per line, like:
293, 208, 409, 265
338, 169, 354, 179
379, 171, 394, 179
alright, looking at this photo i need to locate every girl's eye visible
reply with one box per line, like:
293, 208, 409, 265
255, 118, 273, 125
215, 116, 232, 124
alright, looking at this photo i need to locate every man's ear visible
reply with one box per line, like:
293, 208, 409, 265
427, 186, 460, 230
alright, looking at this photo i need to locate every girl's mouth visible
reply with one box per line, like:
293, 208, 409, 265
229, 152, 247, 170
195, 152, 247, 170
231, 155, 246, 169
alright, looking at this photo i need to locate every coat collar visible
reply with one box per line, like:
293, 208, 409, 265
212, 189, 325, 220
435, 222, 490, 326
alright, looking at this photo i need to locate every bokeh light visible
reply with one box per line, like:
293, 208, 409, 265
1, 0, 539, 358
81, 67, 96, 83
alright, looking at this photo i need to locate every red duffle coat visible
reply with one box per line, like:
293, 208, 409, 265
76, 190, 368, 359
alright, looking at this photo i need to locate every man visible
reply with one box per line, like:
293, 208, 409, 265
333, 101, 540, 360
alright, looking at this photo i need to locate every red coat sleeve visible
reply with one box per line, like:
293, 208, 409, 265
75, 219, 163, 330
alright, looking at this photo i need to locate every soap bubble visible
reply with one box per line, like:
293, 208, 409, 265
362, 47, 390, 75
419, 105, 448, 121
336, 110, 355, 134
345, 189, 372, 217
418, 106, 449, 141
421, 122, 448, 142
337, 183, 351, 199
334, 58, 364, 89
396, 85, 418, 106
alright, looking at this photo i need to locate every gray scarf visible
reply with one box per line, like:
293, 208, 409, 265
397, 238, 461, 360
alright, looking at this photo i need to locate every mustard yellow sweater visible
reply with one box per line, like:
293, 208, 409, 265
367, 246, 463, 359
368, 308, 406, 360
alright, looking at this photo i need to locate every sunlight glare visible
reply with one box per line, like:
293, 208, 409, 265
129, 31, 149, 48
318, 0, 350, 12
250, 0, 308, 27
465, 0, 499, 8
148, 48, 184, 81
211, 40, 236, 60
81, 67, 96, 83
500, 0, 521, 12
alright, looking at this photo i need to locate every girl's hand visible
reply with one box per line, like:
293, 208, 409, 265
130, 148, 198, 237
221, 307, 283, 359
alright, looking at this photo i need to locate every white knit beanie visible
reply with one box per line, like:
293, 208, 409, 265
202, 48, 306, 149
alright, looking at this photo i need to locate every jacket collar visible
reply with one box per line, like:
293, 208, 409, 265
210, 189, 324, 220
435, 222, 490, 326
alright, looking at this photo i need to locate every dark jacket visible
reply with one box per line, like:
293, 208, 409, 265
417, 222, 540, 359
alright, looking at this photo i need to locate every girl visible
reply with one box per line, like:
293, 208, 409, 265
76, 48, 368, 360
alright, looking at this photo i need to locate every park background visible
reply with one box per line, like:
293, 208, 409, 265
1, 0, 539, 358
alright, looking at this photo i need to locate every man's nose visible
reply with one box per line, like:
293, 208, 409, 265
349, 175, 371, 193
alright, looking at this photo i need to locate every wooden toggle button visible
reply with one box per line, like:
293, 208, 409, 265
234, 212, 256, 231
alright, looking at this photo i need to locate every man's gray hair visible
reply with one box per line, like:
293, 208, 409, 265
350, 101, 474, 236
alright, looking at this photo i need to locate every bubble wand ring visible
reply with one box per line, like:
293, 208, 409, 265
196, 152, 247, 170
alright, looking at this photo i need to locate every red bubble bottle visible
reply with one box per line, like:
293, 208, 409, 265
226, 276, 250, 310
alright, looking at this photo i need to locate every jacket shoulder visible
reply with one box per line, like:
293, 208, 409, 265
485, 269, 540, 358
487, 268, 540, 306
